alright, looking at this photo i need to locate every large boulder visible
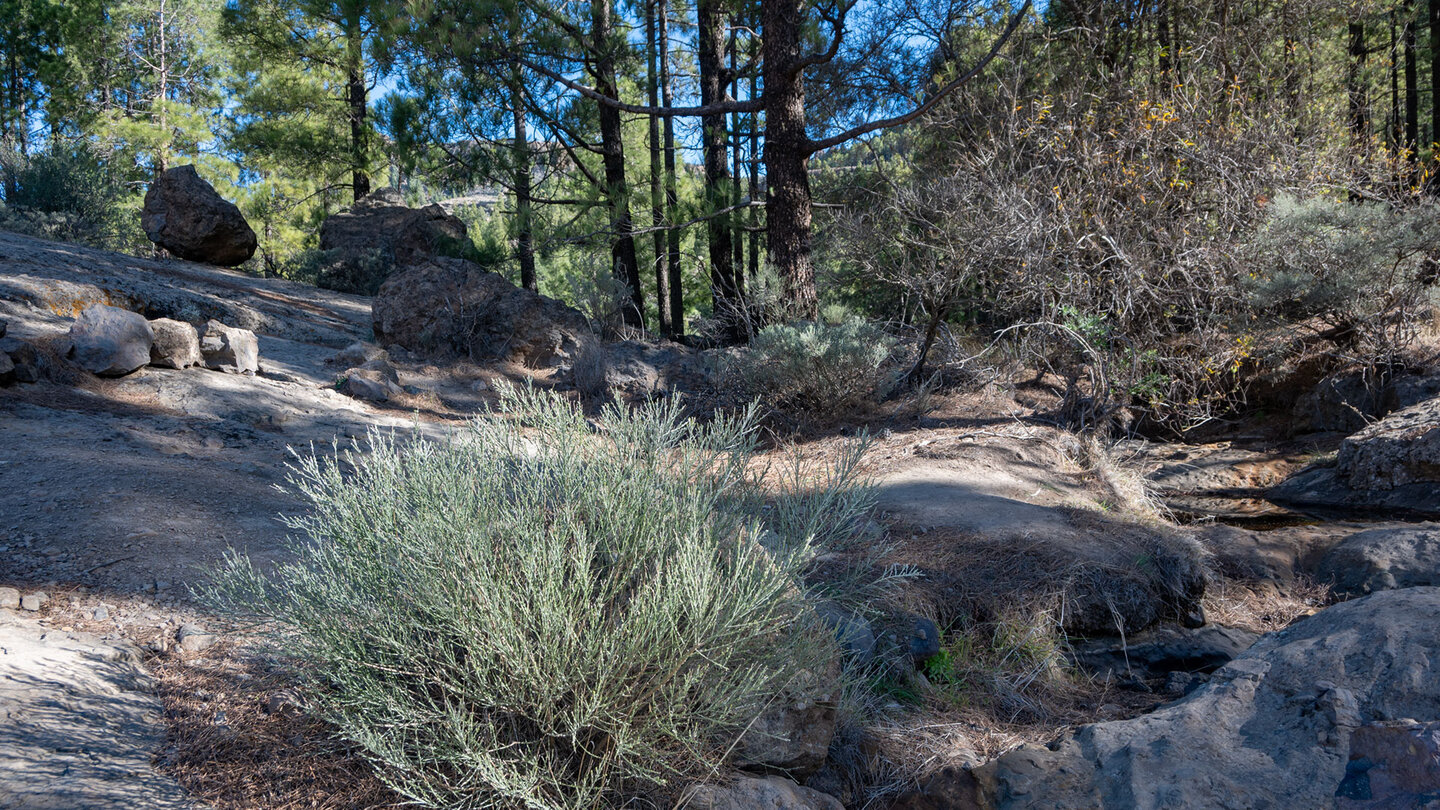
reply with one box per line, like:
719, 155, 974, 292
141, 165, 257, 266
1270, 396, 1440, 517
147, 317, 202, 369
199, 320, 259, 374
67, 304, 153, 377
899, 588, 1440, 809
317, 188, 475, 294
1316, 524, 1440, 597
372, 257, 593, 368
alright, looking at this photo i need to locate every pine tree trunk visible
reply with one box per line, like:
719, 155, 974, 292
591, 0, 645, 329
699, 0, 738, 337
1404, 2, 1418, 166
345, 13, 369, 202
646, 0, 671, 336
659, 0, 684, 336
510, 69, 536, 292
762, 0, 818, 320
1349, 21, 1370, 151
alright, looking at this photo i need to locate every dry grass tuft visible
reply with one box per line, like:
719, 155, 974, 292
1202, 577, 1333, 634
151, 646, 401, 810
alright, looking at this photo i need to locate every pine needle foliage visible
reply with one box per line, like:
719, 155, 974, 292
202, 384, 868, 810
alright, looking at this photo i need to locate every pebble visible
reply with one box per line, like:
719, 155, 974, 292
0, 587, 18, 610
92, 605, 109, 621
176, 623, 217, 652
20, 591, 48, 611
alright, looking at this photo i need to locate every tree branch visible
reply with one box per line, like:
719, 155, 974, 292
808, 0, 1032, 153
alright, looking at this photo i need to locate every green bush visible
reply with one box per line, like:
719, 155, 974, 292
0, 141, 144, 252
203, 385, 871, 809
1245, 193, 1440, 360
726, 318, 898, 413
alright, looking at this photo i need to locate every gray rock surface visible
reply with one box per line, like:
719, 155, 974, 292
341, 360, 404, 402
1316, 524, 1440, 597
141, 164, 257, 266
955, 588, 1440, 809
148, 318, 202, 370
0, 348, 13, 383
372, 257, 594, 367
1339, 397, 1440, 492
19, 591, 46, 612
68, 305, 153, 377
679, 774, 844, 810
1272, 397, 1440, 517
0, 587, 17, 610
175, 623, 217, 652
199, 320, 258, 374
0, 611, 198, 808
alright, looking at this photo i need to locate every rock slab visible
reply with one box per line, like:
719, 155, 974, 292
0, 611, 197, 808
1317, 524, 1440, 597
68, 305, 153, 377
141, 165, 257, 266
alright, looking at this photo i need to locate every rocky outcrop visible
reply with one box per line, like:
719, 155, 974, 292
1316, 524, 1440, 597
147, 318, 202, 369
372, 257, 593, 368
200, 320, 259, 374
1271, 396, 1440, 516
316, 188, 475, 294
1338, 397, 1440, 491
141, 165, 257, 266
680, 774, 844, 810
68, 305, 153, 377
903, 588, 1440, 809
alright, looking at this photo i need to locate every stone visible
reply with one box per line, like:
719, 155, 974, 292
141, 164, 257, 266
0, 587, 18, 610
1316, 524, 1440, 597
0, 318, 6, 338
907, 616, 942, 664
733, 658, 842, 777
679, 774, 845, 810
147, 317, 202, 369
938, 588, 1440, 809
341, 363, 404, 402
1292, 369, 1389, 435
199, 319, 259, 374
2, 337, 44, 383
0, 611, 196, 808
817, 605, 877, 665
68, 304, 154, 377
176, 623, 217, 652
1070, 624, 1260, 680
92, 604, 109, 621
20, 592, 47, 611
888, 766, 987, 810
1336, 720, 1440, 807
0, 348, 13, 384
372, 257, 595, 368
570, 340, 713, 402
316, 188, 475, 294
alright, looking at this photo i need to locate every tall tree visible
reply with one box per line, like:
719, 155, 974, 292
645, 0, 672, 335
222, 0, 387, 202
588, 0, 645, 328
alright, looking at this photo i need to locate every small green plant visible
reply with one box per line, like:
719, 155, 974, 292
725, 318, 898, 413
202, 384, 874, 809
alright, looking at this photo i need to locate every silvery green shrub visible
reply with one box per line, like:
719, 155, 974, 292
727, 318, 898, 413
203, 384, 871, 809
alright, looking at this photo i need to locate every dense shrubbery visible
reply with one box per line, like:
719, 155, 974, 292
203, 385, 879, 809
0, 142, 145, 252
725, 318, 898, 414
